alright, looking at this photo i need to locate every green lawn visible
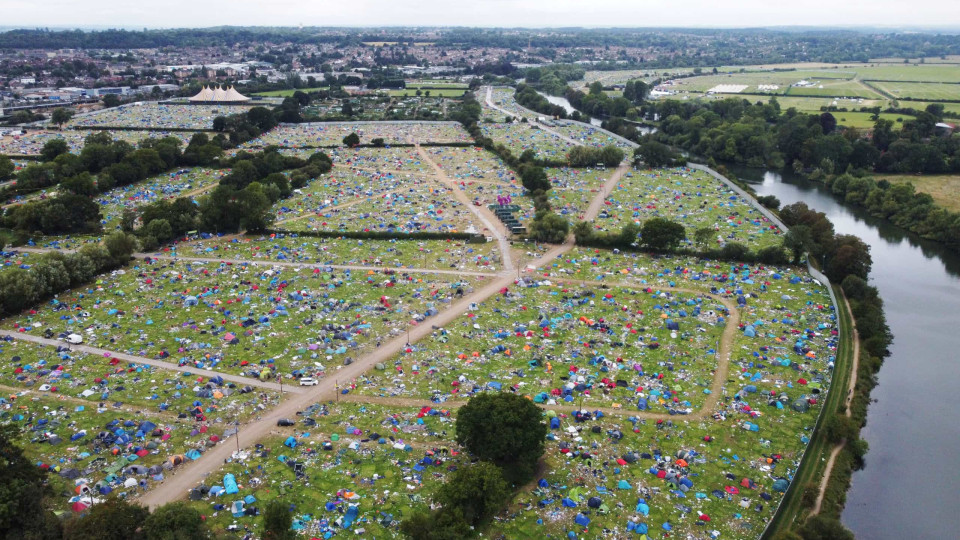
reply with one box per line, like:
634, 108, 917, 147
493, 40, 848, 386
404, 82, 468, 90
870, 81, 960, 101
830, 112, 913, 130
386, 89, 466, 98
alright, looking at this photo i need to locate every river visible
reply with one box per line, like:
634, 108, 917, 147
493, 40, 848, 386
732, 168, 960, 539
539, 93, 604, 126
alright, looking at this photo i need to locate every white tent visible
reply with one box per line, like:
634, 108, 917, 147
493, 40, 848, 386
188, 85, 250, 103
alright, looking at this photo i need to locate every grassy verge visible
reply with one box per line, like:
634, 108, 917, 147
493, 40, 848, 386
762, 284, 856, 538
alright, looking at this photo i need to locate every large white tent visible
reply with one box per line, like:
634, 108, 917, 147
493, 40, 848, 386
188, 85, 250, 103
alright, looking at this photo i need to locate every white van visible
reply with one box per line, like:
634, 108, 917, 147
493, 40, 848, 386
64, 334, 83, 344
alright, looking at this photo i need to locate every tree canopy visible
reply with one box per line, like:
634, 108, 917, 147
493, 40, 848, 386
455, 393, 547, 484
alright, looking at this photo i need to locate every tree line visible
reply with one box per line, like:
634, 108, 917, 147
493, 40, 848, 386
123, 148, 333, 249
650, 98, 960, 174
642, 97, 960, 246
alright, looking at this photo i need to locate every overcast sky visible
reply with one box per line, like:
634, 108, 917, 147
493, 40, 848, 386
2, 0, 959, 30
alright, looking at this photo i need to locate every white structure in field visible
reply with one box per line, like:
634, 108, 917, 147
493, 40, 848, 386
188, 85, 250, 103
706, 84, 748, 94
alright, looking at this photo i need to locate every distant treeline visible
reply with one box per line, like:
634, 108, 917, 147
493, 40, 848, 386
649, 98, 960, 174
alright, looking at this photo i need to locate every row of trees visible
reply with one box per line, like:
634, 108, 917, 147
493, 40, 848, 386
0, 231, 137, 316
567, 144, 624, 168
513, 84, 568, 119
823, 172, 960, 246
126, 149, 333, 249
2, 133, 222, 237
572, 218, 794, 265
650, 97, 960, 174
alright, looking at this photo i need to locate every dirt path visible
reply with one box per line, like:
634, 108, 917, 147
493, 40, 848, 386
810, 291, 860, 516
416, 143, 515, 271
0, 330, 301, 395
275, 187, 408, 225
584, 161, 628, 220
0, 383, 183, 422
143, 254, 498, 278
339, 280, 740, 421
136, 272, 518, 509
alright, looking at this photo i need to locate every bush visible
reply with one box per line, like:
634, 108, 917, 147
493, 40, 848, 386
641, 217, 685, 250
528, 212, 569, 243
757, 194, 781, 209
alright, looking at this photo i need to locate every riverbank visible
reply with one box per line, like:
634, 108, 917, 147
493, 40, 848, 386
762, 286, 860, 537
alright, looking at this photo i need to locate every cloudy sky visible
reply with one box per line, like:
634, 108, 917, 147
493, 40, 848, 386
2, 0, 959, 29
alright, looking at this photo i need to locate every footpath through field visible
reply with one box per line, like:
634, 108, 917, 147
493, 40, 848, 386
809, 291, 861, 516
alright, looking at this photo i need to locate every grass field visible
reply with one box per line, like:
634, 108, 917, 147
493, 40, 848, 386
404, 82, 468, 90
879, 174, 960, 212
870, 81, 960, 101
253, 87, 328, 97
870, 56, 960, 65
829, 112, 913, 130
772, 96, 887, 113
785, 81, 883, 99
854, 64, 960, 83
903, 101, 960, 114
386, 89, 466, 97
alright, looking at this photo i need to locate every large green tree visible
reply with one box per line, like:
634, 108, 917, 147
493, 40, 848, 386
0, 156, 14, 180
261, 499, 294, 540
455, 393, 547, 484
0, 424, 62, 540
50, 107, 73, 128
434, 463, 509, 527
64, 497, 148, 540
342, 132, 361, 147
641, 217, 686, 250
141, 502, 210, 540
528, 211, 569, 243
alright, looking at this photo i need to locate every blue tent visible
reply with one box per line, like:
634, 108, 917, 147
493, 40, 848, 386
575, 513, 591, 526
637, 397, 648, 410
284, 436, 297, 448
224, 473, 239, 495
342, 505, 359, 528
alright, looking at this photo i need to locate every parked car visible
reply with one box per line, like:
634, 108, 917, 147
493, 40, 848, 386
299, 377, 318, 386
277, 419, 295, 427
